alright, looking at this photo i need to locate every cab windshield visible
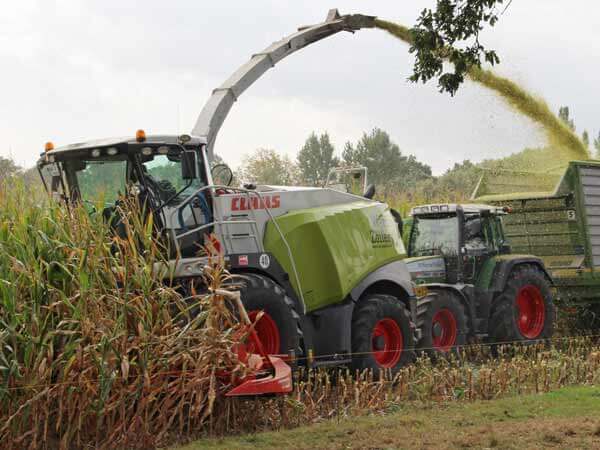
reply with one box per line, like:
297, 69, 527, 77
65, 152, 204, 208
74, 159, 127, 206
142, 154, 203, 205
410, 215, 459, 257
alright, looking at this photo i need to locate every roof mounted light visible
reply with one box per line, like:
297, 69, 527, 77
90, 149, 101, 157
157, 145, 169, 154
107, 147, 118, 156
136, 129, 146, 142
44, 142, 54, 152
178, 134, 191, 144
141, 147, 153, 156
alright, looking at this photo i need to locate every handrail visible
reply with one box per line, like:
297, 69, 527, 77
168, 185, 306, 313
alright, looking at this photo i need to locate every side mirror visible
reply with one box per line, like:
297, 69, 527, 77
211, 163, 233, 186
181, 151, 198, 179
363, 184, 376, 199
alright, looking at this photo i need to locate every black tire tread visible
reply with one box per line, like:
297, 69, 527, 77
351, 294, 414, 373
489, 264, 554, 343
416, 290, 468, 356
233, 273, 304, 356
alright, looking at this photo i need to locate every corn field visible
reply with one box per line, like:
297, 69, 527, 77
1, 181, 600, 449
0, 181, 246, 449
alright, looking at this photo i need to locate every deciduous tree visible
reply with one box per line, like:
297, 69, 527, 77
238, 149, 297, 186
297, 132, 339, 186
410, 0, 508, 95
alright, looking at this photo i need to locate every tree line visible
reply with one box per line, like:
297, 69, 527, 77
237, 128, 432, 195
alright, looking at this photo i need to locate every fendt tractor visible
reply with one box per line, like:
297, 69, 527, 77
37, 11, 421, 397
403, 204, 555, 353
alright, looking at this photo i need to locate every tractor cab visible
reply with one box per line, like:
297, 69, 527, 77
38, 132, 234, 259
406, 203, 510, 285
325, 166, 370, 197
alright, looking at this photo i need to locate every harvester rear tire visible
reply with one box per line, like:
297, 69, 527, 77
417, 290, 468, 358
489, 265, 554, 345
351, 294, 414, 374
235, 273, 303, 357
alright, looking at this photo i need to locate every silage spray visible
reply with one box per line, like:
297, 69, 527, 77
373, 18, 589, 193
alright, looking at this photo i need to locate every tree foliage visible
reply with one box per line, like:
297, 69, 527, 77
238, 148, 297, 186
0, 156, 22, 181
582, 130, 589, 148
410, 0, 507, 95
342, 128, 432, 193
558, 106, 576, 131
297, 132, 339, 186
594, 132, 600, 159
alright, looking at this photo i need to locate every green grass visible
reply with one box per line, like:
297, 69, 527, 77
179, 386, 600, 449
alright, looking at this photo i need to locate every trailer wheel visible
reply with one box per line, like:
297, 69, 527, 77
417, 291, 468, 357
351, 294, 414, 374
490, 265, 554, 343
234, 274, 303, 356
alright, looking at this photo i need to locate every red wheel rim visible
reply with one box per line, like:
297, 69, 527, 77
371, 319, 403, 368
248, 310, 280, 354
516, 285, 546, 339
432, 308, 458, 352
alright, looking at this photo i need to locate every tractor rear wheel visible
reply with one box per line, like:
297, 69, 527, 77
351, 294, 414, 374
489, 265, 554, 343
417, 290, 468, 357
235, 274, 302, 356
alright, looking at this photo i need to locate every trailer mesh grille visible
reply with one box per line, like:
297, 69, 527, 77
493, 196, 583, 258
580, 167, 600, 266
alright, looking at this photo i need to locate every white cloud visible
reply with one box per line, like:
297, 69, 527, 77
0, 1, 597, 174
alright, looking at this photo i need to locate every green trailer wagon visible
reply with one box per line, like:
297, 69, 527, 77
474, 160, 600, 321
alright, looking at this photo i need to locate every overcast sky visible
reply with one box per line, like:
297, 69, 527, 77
1, 1, 598, 174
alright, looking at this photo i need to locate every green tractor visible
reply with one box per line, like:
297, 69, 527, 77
404, 204, 555, 353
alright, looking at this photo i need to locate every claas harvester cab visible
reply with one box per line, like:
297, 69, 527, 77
37, 132, 419, 395
404, 204, 555, 354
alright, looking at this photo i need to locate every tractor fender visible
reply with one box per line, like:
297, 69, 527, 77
350, 260, 416, 324
420, 283, 476, 334
487, 256, 553, 293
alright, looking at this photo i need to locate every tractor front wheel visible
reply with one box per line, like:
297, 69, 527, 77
490, 265, 554, 344
351, 294, 414, 374
417, 290, 468, 357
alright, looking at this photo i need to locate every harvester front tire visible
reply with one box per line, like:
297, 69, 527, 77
351, 294, 414, 374
489, 265, 554, 344
417, 290, 468, 358
235, 274, 302, 357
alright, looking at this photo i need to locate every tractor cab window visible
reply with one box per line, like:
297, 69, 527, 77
410, 215, 459, 257
142, 154, 204, 206
464, 215, 488, 253
70, 159, 128, 207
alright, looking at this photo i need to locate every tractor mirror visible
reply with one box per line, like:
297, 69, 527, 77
363, 184, 376, 199
211, 163, 233, 186
181, 151, 198, 179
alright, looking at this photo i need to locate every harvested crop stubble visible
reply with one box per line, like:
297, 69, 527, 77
209, 339, 600, 437
374, 18, 589, 171
0, 181, 247, 449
